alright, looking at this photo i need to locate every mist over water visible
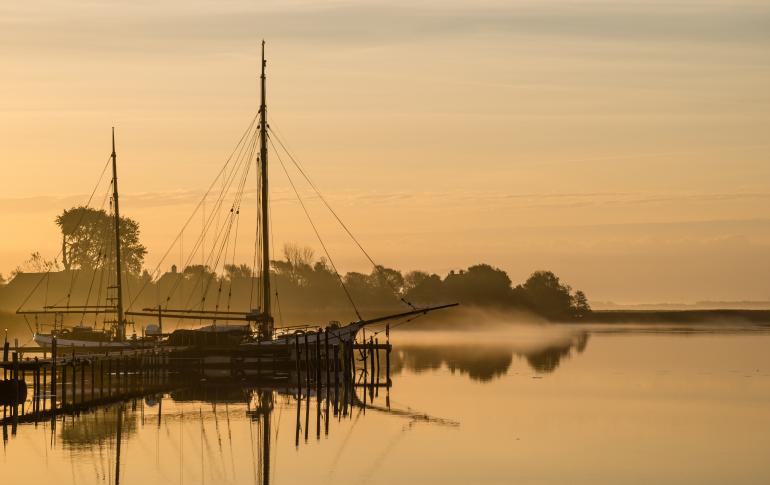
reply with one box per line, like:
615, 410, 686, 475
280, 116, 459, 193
3, 320, 768, 484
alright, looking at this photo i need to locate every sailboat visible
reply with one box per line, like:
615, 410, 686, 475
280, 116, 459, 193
125, 42, 456, 359
19, 129, 138, 349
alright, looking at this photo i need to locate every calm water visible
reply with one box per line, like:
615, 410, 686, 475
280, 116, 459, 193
2, 324, 769, 484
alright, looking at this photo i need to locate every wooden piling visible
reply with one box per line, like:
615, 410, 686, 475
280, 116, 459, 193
34, 357, 40, 407
50, 337, 57, 410
324, 329, 330, 386
295, 336, 302, 400
11, 352, 19, 407
369, 337, 375, 377
42, 364, 47, 411
61, 361, 67, 406
315, 330, 321, 386
80, 359, 86, 403
342, 341, 350, 416
71, 362, 77, 404
304, 333, 310, 390
386, 324, 391, 386
375, 338, 380, 397
333, 344, 339, 415
107, 357, 112, 397
2, 341, 8, 380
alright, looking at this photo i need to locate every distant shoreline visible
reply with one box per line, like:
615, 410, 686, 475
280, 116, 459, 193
584, 309, 770, 324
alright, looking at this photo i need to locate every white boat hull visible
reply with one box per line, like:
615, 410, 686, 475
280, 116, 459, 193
33, 333, 131, 349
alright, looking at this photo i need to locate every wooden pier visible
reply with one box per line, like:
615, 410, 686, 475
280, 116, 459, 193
0, 326, 393, 432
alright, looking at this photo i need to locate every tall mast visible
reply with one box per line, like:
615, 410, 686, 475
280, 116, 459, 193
259, 40, 273, 336
111, 128, 126, 341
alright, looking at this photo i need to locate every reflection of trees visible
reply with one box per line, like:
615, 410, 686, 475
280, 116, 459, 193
393, 346, 513, 382
393, 332, 589, 381
525, 332, 589, 373
59, 404, 137, 449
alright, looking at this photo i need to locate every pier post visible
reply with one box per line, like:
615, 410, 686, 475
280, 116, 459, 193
341, 341, 349, 417
332, 344, 339, 415
11, 352, 19, 408
42, 364, 47, 411
71, 362, 77, 405
80, 359, 85, 403
316, 329, 321, 386
295, 336, 302, 400
369, 337, 375, 376
61, 360, 67, 407
375, 338, 380, 397
304, 333, 310, 390
324, 329, 330, 386
33, 357, 39, 404
362, 338, 368, 378
50, 337, 57, 410
386, 324, 391, 386
2, 340, 8, 379
369, 337, 375, 401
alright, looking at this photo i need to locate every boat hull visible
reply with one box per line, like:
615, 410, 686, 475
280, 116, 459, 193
33, 333, 132, 349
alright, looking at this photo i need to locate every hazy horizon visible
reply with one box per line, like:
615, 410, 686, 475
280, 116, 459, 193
2, 0, 769, 304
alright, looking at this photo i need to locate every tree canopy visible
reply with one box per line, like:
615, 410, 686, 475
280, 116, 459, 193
56, 206, 147, 275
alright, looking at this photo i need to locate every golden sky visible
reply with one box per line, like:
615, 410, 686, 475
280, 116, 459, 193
1, 0, 769, 303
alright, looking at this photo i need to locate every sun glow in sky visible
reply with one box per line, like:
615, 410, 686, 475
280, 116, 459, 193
1, 0, 769, 303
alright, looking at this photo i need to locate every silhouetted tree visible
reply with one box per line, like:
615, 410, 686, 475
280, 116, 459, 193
283, 243, 314, 269
443, 264, 512, 306
404, 271, 444, 305
572, 290, 591, 317
12, 251, 60, 276
519, 270, 574, 319
223, 263, 253, 281
56, 206, 146, 274
183, 265, 216, 281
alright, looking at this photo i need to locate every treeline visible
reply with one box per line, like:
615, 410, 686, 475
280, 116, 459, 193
270, 252, 590, 321
2, 256, 590, 325
1, 204, 591, 323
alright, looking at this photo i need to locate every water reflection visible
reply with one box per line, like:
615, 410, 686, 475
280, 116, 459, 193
59, 404, 136, 449
2, 329, 768, 485
2, 373, 457, 485
392, 330, 589, 380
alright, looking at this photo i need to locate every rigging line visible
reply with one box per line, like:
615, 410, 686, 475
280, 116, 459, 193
269, 127, 415, 310
95, 239, 111, 330
128, 114, 259, 308
173, 141, 256, 316
52, 173, 113, 309
268, 193, 283, 327
170, 126, 259, 311
225, 191, 243, 313
269, 138, 362, 321
176, 192, 238, 315
161, 139, 254, 309
152, 126, 259, 308
215, 154, 252, 314
79, 193, 117, 325
196, 208, 237, 311
56, 177, 115, 310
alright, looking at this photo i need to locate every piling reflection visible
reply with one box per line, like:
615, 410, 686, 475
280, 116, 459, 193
0, 331, 590, 484
1, 370, 456, 485
59, 404, 137, 449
